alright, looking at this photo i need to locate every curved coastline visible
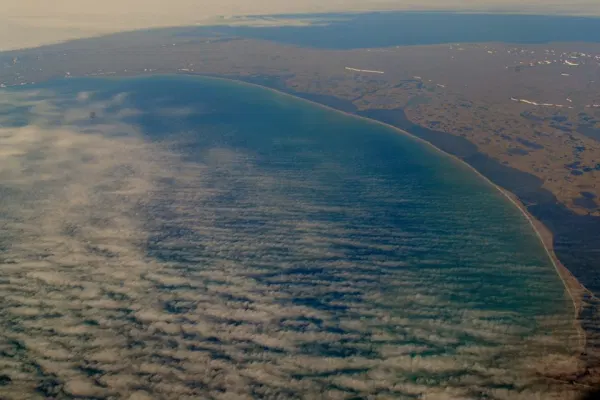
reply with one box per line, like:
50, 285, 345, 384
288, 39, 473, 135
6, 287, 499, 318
2, 71, 594, 396
179, 72, 589, 347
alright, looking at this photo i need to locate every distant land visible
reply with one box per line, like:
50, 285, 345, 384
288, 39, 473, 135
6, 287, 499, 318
3, 1, 600, 51
189, 12, 600, 48
1, 10, 600, 391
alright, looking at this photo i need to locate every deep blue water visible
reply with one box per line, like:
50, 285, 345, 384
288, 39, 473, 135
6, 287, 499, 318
0, 75, 580, 398
181, 12, 600, 49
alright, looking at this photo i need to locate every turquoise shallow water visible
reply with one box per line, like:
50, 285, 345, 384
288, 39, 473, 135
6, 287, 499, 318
0, 75, 580, 399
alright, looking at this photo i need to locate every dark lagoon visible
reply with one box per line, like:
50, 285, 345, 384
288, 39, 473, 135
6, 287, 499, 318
0, 75, 580, 398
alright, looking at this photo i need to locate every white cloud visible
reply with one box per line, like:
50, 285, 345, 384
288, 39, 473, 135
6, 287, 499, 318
0, 86, 585, 399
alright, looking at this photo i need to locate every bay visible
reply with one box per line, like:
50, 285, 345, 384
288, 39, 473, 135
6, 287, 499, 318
0, 75, 580, 399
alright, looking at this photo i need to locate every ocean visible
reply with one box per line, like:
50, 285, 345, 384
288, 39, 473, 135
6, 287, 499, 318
0, 75, 580, 398
182, 12, 600, 49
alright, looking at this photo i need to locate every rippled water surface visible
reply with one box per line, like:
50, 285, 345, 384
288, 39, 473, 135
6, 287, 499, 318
0, 76, 580, 399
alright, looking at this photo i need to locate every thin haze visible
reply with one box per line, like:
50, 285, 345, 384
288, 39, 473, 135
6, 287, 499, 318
1, 0, 600, 51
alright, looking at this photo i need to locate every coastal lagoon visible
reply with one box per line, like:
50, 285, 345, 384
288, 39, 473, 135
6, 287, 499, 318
0, 75, 581, 398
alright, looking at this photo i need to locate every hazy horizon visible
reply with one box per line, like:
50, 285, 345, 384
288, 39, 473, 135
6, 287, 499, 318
2, 0, 600, 51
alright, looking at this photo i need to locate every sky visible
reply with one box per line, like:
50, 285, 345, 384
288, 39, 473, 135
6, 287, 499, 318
1, 0, 600, 51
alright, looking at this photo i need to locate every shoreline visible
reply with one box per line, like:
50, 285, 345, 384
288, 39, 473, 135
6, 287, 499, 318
179, 73, 589, 349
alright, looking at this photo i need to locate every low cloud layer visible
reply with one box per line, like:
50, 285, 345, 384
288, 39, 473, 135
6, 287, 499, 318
0, 85, 585, 399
